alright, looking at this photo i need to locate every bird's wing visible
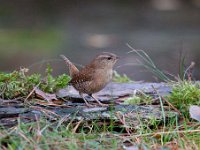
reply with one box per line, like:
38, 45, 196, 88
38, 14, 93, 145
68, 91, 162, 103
60, 55, 79, 78
68, 69, 94, 85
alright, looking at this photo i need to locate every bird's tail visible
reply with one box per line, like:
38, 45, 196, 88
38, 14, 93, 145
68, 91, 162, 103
60, 55, 79, 78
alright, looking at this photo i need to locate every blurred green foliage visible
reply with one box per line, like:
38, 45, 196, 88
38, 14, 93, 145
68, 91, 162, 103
0, 29, 63, 53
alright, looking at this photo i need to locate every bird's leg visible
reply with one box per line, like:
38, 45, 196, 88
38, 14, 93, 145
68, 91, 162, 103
89, 94, 108, 107
79, 92, 93, 107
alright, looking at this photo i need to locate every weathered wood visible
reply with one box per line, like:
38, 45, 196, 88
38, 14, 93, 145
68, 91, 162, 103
0, 106, 29, 118
0, 82, 176, 128
57, 82, 172, 102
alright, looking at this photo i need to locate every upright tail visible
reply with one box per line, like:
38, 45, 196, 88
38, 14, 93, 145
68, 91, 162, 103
60, 55, 79, 78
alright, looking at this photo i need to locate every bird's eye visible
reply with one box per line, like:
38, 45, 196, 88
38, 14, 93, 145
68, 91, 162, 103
107, 57, 112, 60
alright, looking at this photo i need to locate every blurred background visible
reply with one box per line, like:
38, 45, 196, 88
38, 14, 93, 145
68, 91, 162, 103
0, 0, 200, 81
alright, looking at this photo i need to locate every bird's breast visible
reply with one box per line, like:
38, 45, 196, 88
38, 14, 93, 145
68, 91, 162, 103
93, 69, 113, 88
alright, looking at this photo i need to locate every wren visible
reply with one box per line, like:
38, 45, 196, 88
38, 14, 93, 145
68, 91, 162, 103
60, 52, 119, 107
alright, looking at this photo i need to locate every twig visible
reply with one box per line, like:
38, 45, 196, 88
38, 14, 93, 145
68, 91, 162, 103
18, 131, 35, 144
151, 85, 181, 115
72, 119, 83, 133
30, 106, 60, 118
184, 61, 195, 81
112, 129, 200, 138
24, 82, 41, 102
56, 114, 71, 129
133, 129, 200, 138
161, 96, 181, 115
116, 112, 131, 135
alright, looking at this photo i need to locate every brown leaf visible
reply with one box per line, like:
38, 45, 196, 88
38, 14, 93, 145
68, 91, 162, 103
35, 88, 57, 102
34, 101, 64, 106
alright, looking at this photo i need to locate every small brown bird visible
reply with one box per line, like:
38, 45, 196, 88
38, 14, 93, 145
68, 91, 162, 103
60, 52, 119, 107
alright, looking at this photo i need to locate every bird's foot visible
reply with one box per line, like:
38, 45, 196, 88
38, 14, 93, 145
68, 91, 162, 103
90, 94, 109, 107
97, 102, 109, 107
85, 102, 95, 107
85, 101, 108, 107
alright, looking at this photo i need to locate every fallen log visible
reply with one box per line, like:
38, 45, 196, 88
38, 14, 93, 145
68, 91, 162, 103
0, 82, 177, 128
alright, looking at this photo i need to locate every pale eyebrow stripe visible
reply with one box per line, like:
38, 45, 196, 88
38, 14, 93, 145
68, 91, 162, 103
98, 55, 110, 58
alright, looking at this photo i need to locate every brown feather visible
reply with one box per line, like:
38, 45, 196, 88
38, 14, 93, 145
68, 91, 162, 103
60, 55, 79, 78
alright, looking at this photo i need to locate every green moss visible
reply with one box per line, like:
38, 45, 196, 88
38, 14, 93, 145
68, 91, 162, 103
123, 93, 152, 105
169, 81, 200, 116
0, 67, 70, 99
124, 96, 141, 105
112, 71, 132, 83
